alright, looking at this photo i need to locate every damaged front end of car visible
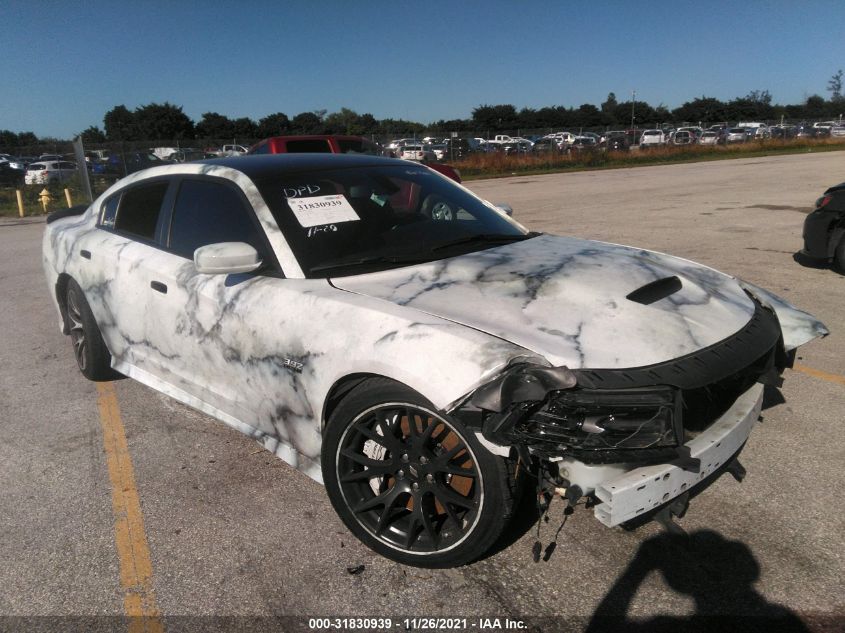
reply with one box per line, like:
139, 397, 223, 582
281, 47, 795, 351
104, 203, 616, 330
450, 295, 827, 530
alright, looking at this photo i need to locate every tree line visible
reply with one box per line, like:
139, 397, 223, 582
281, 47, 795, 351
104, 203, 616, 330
2, 73, 843, 147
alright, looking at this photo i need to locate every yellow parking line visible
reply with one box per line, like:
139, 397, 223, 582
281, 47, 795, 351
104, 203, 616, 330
794, 363, 845, 387
96, 382, 164, 633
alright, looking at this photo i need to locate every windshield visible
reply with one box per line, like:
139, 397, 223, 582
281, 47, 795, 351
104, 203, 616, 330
256, 164, 530, 278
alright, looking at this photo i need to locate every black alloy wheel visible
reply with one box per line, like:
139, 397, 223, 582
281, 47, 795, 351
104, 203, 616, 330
323, 379, 516, 567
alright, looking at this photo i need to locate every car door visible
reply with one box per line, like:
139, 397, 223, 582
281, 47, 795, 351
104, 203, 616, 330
91, 178, 176, 373
141, 175, 282, 423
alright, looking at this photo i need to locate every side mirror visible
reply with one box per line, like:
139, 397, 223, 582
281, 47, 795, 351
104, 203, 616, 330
194, 242, 263, 274
494, 203, 513, 217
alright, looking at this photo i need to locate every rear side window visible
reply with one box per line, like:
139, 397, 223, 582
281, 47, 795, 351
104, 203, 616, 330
100, 195, 120, 228
285, 139, 332, 153
168, 179, 265, 259
113, 182, 169, 241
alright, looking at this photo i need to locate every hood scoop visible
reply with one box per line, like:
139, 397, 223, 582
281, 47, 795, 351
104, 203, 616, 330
626, 276, 683, 305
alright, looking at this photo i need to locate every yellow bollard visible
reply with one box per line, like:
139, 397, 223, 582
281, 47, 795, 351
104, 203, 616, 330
39, 188, 52, 213
16, 189, 24, 218
64, 188, 73, 208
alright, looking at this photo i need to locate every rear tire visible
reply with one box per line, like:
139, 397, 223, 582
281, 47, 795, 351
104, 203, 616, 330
322, 378, 516, 567
65, 279, 114, 381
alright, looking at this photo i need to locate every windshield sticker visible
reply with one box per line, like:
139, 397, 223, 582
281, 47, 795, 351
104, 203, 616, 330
370, 193, 388, 207
283, 184, 322, 198
288, 194, 360, 228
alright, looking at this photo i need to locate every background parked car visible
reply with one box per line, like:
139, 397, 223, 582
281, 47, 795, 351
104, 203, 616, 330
442, 138, 475, 160
801, 181, 845, 272
531, 137, 562, 154
725, 128, 748, 144
770, 125, 797, 139
738, 122, 770, 139
105, 152, 172, 177
24, 160, 78, 185
501, 139, 532, 155
168, 148, 212, 162
221, 144, 248, 156
398, 144, 436, 161
672, 130, 696, 145
604, 132, 630, 151
568, 136, 598, 153
427, 144, 447, 160
639, 129, 665, 148
0, 160, 25, 186
699, 131, 719, 145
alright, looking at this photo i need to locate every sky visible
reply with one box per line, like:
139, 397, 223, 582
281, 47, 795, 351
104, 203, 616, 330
2, 0, 844, 139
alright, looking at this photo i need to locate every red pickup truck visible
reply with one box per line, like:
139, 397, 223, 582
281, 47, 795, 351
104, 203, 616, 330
247, 135, 462, 182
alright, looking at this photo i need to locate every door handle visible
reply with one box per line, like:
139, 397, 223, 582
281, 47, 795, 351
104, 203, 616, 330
150, 281, 167, 294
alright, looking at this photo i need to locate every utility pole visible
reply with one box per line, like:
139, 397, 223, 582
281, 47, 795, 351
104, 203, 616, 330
631, 90, 636, 129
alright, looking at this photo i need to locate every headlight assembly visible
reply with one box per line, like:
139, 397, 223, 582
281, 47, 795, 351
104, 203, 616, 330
515, 387, 682, 454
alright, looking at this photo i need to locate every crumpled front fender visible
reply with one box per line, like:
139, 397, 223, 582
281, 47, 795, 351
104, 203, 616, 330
738, 280, 829, 351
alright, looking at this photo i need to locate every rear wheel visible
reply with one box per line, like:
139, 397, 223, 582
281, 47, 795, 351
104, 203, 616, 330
322, 379, 516, 567
65, 279, 113, 380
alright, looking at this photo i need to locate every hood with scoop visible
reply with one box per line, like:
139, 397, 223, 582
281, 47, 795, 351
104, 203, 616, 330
331, 234, 824, 369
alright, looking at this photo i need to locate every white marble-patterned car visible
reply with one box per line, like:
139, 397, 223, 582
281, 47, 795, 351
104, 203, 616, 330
43, 154, 828, 567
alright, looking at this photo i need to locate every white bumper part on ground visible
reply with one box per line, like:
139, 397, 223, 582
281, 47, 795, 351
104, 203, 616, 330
593, 382, 764, 527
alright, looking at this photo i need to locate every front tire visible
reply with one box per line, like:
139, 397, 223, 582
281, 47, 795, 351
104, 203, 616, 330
322, 378, 516, 567
65, 279, 113, 380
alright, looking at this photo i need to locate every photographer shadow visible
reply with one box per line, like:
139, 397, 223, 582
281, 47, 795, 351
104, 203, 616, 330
586, 529, 809, 633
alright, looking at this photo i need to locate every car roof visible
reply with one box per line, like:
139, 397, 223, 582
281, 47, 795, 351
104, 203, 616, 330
193, 153, 406, 180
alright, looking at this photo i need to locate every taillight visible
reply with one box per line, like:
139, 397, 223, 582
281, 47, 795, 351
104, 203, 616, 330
815, 195, 832, 209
